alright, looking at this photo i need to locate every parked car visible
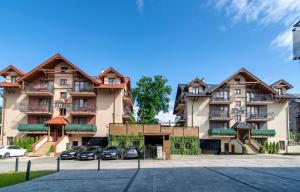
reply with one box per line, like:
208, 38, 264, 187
101, 146, 122, 160
60, 146, 85, 160
123, 146, 139, 159
77, 146, 103, 160
0, 145, 26, 158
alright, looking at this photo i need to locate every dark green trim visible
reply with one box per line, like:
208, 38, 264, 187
17, 124, 47, 132
251, 129, 276, 137
208, 128, 236, 136
65, 124, 97, 132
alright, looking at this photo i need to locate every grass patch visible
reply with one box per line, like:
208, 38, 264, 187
0, 171, 55, 188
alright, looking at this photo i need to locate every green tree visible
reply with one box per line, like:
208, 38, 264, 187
133, 76, 172, 124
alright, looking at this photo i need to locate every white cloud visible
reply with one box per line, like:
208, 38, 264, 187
212, 0, 300, 50
136, 0, 144, 14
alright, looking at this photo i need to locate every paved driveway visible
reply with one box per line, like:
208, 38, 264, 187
1, 155, 300, 192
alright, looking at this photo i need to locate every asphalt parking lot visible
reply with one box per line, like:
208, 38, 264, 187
1, 155, 300, 192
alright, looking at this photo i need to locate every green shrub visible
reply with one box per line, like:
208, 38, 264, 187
275, 142, 279, 154
170, 136, 200, 155
50, 145, 55, 153
13, 136, 40, 152
108, 135, 144, 154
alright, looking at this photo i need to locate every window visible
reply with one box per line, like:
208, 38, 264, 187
73, 117, 88, 124
60, 79, 67, 85
235, 101, 241, 107
192, 87, 200, 94
275, 88, 282, 95
60, 92, 67, 99
38, 117, 50, 124
40, 80, 54, 90
223, 122, 229, 129
61, 67, 68, 72
39, 98, 49, 107
235, 78, 240, 83
108, 78, 116, 85
213, 90, 229, 100
279, 141, 285, 150
74, 81, 91, 91
11, 76, 18, 83
235, 89, 241, 95
235, 115, 241, 122
60, 108, 66, 116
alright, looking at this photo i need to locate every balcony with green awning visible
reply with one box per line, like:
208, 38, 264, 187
251, 129, 276, 137
65, 124, 97, 133
17, 124, 48, 132
208, 128, 236, 136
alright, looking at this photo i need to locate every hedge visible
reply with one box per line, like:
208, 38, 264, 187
108, 135, 144, 154
171, 136, 200, 155
13, 136, 40, 152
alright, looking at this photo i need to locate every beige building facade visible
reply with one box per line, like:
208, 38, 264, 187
0, 54, 133, 152
174, 68, 293, 154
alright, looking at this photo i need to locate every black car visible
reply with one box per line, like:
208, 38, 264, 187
60, 146, 85, 160
123, 146, 139, 159
101, 146, 122, 160
77, 146, 103, 160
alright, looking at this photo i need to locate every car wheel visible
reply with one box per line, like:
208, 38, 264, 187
4, 153, 10, 158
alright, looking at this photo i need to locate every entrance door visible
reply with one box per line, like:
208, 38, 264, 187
144, 136, 163, 159
237, 129, 250, 143
224, 143, 229, 154
51, 126, 62, 142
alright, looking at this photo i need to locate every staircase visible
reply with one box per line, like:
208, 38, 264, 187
243, 143, 259, 155
31, 142, 55, 157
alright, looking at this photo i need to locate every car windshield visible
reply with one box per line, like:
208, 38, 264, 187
84, 147, 96, 151
105, 146, 117, 150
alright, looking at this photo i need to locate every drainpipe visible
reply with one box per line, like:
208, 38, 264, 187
113, 89, 116, 123
1, 90, 6, 146
191, 97, 198, 127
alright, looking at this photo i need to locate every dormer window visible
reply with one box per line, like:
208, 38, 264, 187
11, 76, 17, 83
192, 87, 200, 94
275, 88, 282, 95
61, 67, 68, 72
108, 78, 116, 85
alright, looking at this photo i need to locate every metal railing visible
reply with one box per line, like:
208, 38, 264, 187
20, 104, 52, 113
246, 93, 272, 102
73, 86, 94, 92
210, 111, 230, 119
246, 113, 275, 120
72, 105, 96, 113
211, 97, 231, 102
23, 85, 54, 93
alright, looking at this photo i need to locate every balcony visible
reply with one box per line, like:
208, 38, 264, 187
246, 113, 275, 121
175, 115, 187, 123
210, 97, 232, 104
20, 104, 52, 115
22, 86, 53, 96
251, 129, 276, 137
174, 98, 187, 112
69, 105, 96, 116
209, 111, 231, 121
208, 128, 236, 137
123, 94, 133, 106
69, 87, 96, 97
246, 94, 273, 105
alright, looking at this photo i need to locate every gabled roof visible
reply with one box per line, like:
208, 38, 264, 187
294, 20, 300, 27
0, 81, 20, 88
208, 68, 277, 94
186, 78, 207, 88
0, 65, 25, 78
46, 116, 70, 125
16, 53, 99, 85
99, 67, 124, 80
95, 77, 130, 89
270, 79, 293, 90
231, 122, 251, 129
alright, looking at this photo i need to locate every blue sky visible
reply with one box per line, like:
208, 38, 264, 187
0, 0, 299, 121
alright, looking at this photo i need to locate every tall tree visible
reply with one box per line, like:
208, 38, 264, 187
133, 75, 172, 124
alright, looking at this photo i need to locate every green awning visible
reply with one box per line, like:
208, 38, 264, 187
65, 124, 97, 132
208, 128, 236, 136
17, 124, 48, 132
251, 129, 276, 137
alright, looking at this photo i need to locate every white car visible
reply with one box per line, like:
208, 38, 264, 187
0, 145, 27, 158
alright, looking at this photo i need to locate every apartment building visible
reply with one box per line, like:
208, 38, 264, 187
0, 54, 133, 153
174, 68, 297, 154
